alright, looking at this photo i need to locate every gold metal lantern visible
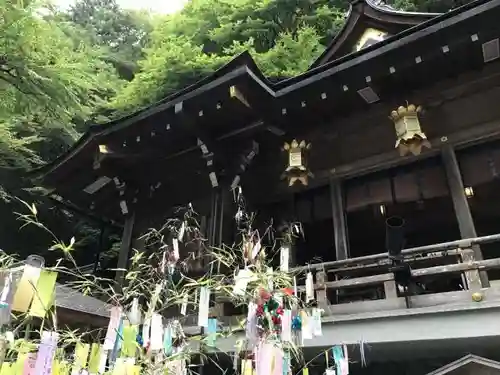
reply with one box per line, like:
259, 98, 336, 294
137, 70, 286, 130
389, 104, 431, 156
281, 140, 313, 186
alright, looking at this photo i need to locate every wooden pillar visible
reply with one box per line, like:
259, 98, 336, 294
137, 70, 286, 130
115, 213, 136, 286
329, 177, 349, 260
441, 144, 489, 288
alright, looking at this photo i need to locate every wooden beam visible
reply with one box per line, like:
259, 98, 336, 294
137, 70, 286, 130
115, 213, 135, 286
441, 144, 489, 287
329, 177, 349, 260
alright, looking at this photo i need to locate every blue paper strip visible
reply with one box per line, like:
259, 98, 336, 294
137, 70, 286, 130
207, 318, 217, 347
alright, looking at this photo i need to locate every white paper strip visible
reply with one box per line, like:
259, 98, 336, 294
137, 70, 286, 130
267, 267, 274, 291
150, 313, 164, 350
293, 276, 297, 298
343, 345, 349, 375
280, 246, 290, 272
104, 306, 122, 350
301, 311, 313, 341
197, 287, 210, 327
312, 308, 322, 336
178, 222, 186, 242
251, 240, 261, 260
281, 309, 292, 342
172, 238, 180, 261
142, 317, 151, 348
180, 295, 188, 316
233, 269, 253, 296
98, 349, 108, 374
305, 272, 314, 302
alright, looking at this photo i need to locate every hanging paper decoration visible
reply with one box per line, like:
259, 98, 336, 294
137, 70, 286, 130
72, 343, 90, 375
128, 298, 141, 326
163, 324, 173, 355
300, 311, 313, 342
104, 307, 123, 350
281, 310, 292, 342
279, 246, 290, 272
305, 272, 314, 302
150, 313, 163, 351
29, 270, 58, 318
180, 295, 188, 316
120, 324, 138, 358
332, 345, 349, 375
206, 318, 217, 347
197, 287, 210, 328
33, 331, 58, 375
87, 344, 101, 374
312, 308, 323, 336
11, 265, 42, 313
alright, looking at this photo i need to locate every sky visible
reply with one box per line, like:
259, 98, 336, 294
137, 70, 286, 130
56, 0, 188, 13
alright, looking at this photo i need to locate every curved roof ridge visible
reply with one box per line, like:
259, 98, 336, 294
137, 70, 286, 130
309, 0, 441, 69
366, 0, 441, 17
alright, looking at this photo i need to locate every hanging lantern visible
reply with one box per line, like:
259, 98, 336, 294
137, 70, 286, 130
281, 140, 313, 186
389, 104, 431, 156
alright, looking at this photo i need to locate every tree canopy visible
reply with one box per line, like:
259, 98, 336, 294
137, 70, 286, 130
0, 0, 463, 264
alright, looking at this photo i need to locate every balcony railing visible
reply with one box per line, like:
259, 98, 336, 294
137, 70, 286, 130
203, 233, 500, 326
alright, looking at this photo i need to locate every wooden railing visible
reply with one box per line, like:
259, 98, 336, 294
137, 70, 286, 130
208, 233, 500, 320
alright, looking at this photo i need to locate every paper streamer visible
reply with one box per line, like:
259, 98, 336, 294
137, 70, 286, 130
0, 272, 18, 326
104, 306, 122, 350
241, 360, 253, 375
280, 247, 289, 272
141, 317, 150, 349
305, 272, 314, 302
163, 324, 172, 355
72, 343, 90, 374
172, 239, 180, 261
281, 310, 292, 342
301, 311, 313, 341
109, 318, 123, 367
343, 345, 349, 375
121, 324, 138, 358
0, 363, 11, 375
88, 344, 101, 374
246, 303, 258, 345
282, 351, 290, 375
98, 350, 109, 375
267, 267, 274, 291
197, 287, 210, 327
128, 298, 141, 326
150, 314, 163, 351
233, 269, 253, 296
29, 270, 58, 318
180, 295, 188, 316
206, 318, 217, 347
11, 265, 42, 313
34, 331, 58, 375
312, 308, 322, 336
303, 368, 309, 375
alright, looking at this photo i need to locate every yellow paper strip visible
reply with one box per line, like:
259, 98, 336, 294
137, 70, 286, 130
0, 363, 11, 375
13, 353, 27, 375
52, 360, 69, 375
73, 343, 90, 369
112, 358, 126, 375
88, 344, 101, 373
303, 368, 309, 375
241, 360, 252, 375
11, 266, 41, 313
28, 270, 58, 318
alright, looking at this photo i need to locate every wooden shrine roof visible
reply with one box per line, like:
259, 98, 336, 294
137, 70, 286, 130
32, 0, 500, 224
309, 0, 440, 69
